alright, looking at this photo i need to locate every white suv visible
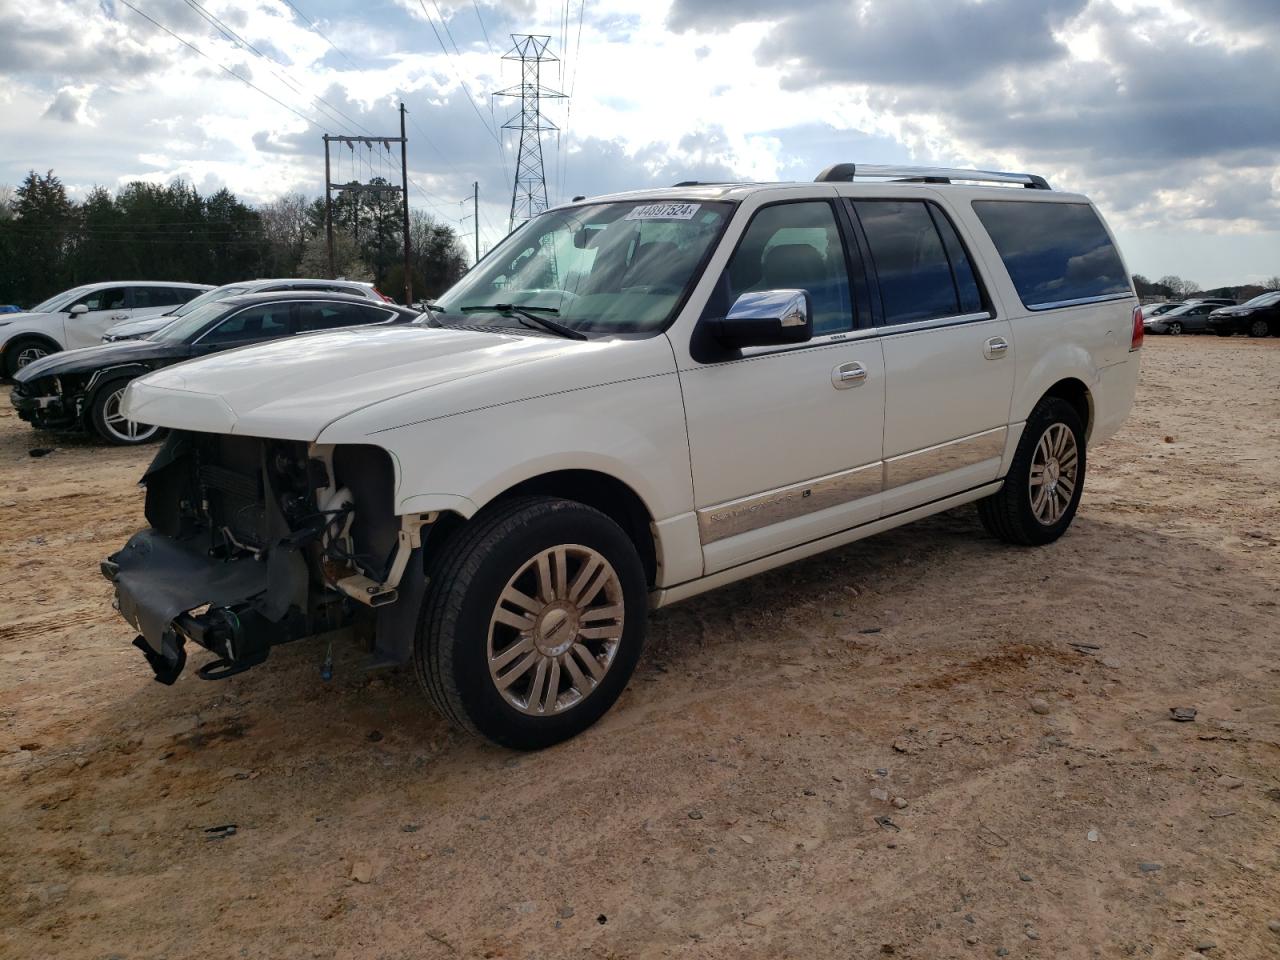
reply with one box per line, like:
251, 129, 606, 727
104, 165, 1142, 749
0, 281, 212, 376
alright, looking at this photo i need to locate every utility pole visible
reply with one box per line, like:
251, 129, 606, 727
494, 35, 565, 231
323, 134, 335, 279
473, 181, 479, 265
321, 116, 411, 301
399, 103, 412, 305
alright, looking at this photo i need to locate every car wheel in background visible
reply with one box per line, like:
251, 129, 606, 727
1248, 318, 1270, 338
1166, 321, 1183, 335
415, 496, 648, 750
3, 337, 56, 378
978, 396, 1086, 547
90, 379, 162, 445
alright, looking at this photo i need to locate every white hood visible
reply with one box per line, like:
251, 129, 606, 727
123, 325, 626, 441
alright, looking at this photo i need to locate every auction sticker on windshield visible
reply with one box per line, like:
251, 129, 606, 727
625, 202, 701, 221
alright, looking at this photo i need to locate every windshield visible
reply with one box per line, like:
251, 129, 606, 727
433, 200, 733, 335
1242, 291, 1280, 307
29, 285, 94, 313
168, 284, 250, 318
148, 302, 231, 343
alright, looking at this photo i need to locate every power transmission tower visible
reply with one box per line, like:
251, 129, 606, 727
493, 35, 565, 231
322, 103, 413, 303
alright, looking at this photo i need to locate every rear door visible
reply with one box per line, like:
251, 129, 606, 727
849, 198, 1016, 514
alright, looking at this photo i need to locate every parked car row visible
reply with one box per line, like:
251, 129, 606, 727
1142, 293, 1280, 337
6, 278, 414, 445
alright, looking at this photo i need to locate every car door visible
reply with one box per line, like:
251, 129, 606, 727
63, 287, 130, 347
677, 198, 887, 575
1185, 304, 1214, 332
848, 198, 1016, 515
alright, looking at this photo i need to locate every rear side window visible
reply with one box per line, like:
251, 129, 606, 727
852, 200, 984, 325
297, 302, 391, 331
132, 287, 186, 309
201, 304, 293, 344
972, 200, 1130, 309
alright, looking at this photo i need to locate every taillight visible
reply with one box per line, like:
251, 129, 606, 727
1130, 304, 1143, 351
373, 286, 394, 303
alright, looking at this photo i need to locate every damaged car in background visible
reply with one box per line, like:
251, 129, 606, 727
102, 166, 1141, 750
12, 292, 419, 444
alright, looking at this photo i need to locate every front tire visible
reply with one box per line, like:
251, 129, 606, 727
978, 397, 1086, 546
4, 337, 57, 378
414, 496, 648, 750
1248, 318, 1271, 338
1166, 320, 1182, 335
89, 379, 161, 445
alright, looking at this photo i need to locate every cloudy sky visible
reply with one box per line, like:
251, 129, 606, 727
1, 0, 1277, 284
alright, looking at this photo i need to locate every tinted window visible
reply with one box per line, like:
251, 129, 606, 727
297, 302, 389, 332
972, 200, 1130, 309
929, 206, 984, 315
854, 201, 971, 325
721, 201, 854, 335
201, 304, 292, 344
132, 287, 186, 309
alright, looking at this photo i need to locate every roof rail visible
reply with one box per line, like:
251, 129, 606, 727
814, 163, 1051, 190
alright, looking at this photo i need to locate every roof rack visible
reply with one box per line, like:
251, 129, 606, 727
814, 163, 1051, 190
671, 180, 737, 187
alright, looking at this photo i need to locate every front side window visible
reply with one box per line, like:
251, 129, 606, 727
972, 200, 1130, 309
434, 200, 733, 335
71, 287, 127, 312
713, 201, 855, 335
852, 200, 979, 325
199, 305, 293, 344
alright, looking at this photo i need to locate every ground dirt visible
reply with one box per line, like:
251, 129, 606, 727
1, 336, 1278, 960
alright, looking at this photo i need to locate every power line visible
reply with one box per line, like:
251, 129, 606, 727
116, 0, 322, 131
279, 0, 360, 71
416, 0, 503, 147
560, 0, 587, 202
472, 0, 495, 55
179, 0, 373, 137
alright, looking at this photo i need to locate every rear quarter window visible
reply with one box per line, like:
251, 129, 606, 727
972, 200, 1131, 310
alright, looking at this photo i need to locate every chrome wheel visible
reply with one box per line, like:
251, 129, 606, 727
1166, 321, 1182, 335
1028, 423, 1078, 526
487, 543, 624, 716
15, 344, 50, 368
101, 386, 159, 444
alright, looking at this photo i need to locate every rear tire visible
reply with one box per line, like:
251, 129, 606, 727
89, 379, 162, 445
978, 397, 1086, 546
414, 496, 648, 750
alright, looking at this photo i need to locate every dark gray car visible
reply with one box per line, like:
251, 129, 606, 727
1144, 301, 1217, 335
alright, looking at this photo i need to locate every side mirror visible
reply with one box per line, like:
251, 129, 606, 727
708, 290, 812, 348
69, 304, 89, 316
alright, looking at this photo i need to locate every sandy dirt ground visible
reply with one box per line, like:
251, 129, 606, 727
1, 336, 1277, 960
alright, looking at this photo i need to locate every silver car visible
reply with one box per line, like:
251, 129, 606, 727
102, 278, 393, 341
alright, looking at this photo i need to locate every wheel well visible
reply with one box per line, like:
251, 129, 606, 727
1042, 378, 1093, 439
434, 471, 659, 586
5, 333, 61, 362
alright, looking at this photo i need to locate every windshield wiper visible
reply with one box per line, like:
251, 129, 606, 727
459, 303, 586, 341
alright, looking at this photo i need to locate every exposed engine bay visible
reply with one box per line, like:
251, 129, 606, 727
102, 431, 432, 684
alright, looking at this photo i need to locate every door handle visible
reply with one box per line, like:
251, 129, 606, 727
110, 313, 129, 320
832, 361, 868, 389
984, 336, 1009, 359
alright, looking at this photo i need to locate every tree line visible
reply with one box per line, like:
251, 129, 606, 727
0, 170, 470, 308
1132, 273, 1280, 304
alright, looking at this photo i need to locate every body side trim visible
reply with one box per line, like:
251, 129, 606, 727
883, 426, 1008, 490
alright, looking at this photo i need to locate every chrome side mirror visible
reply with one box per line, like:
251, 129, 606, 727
710, 289, 812, 348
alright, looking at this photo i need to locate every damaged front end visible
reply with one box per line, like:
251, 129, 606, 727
103, 431, 433, 684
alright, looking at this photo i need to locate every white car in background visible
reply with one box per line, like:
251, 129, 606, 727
101, 278, 395, 342
0, 281, 212, 377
